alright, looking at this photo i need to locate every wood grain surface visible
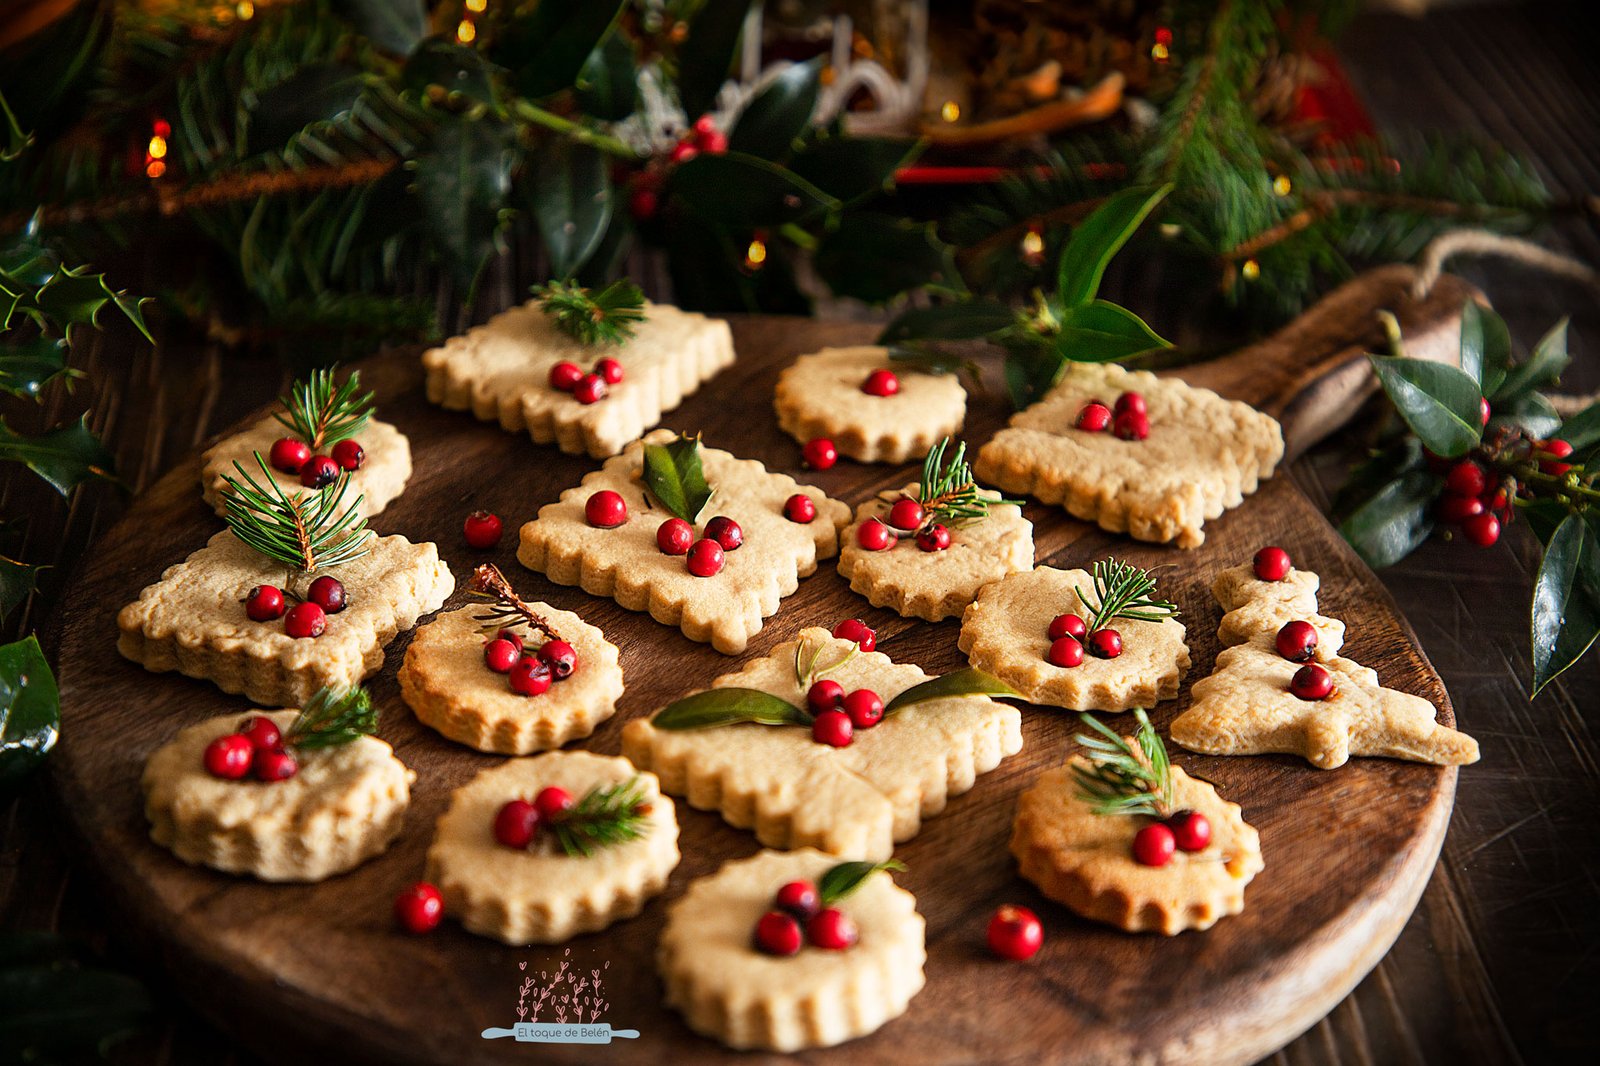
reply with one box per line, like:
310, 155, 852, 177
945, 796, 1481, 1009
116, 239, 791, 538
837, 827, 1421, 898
49, 279, 1473, 1066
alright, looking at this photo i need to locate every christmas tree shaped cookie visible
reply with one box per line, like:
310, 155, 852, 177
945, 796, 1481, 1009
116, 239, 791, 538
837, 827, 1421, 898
422, 279, 735, 459
425, 751, 679, 944
119, 457, 454, 706
518, 431, 850, 654
838, 439, 1034, 621
142, 689, 413, 882
1170, 547, 1479, 768
659, 850, 925, 1051
974, 363, 1283, 548
200, 369, 410, 519
1212, 547, 1346, 655
622, 626, 1023, 860
774, 346, 968, 463
959, 561, 1190, 712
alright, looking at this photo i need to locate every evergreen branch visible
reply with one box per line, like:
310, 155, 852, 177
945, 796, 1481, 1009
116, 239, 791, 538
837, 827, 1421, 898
284, 687, 378, 751
467, 564, 562, 642
913, 438, 1020, 528
1074, 559, 1178, 632
273, 367, 373, 451
1071, 710, 1173, 818
532, 278, 647, 346
550, 777, 653, 858
220, 452, 371, 572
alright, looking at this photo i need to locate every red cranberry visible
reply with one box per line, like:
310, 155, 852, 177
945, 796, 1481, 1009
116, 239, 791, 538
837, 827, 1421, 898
698, 128, 728, 154
464, 510, 503, 549
754, 910, 803, 956
806, 907, 858, 950
629, 184, 660, 221
484, 638, 520, 674
585, 490, 628, 528
299, 455, 339, 489
1253, 546, 1292, 581
549, 361, 584, 392
539, 639, 578, 679
394, 882, 444, 934
692, 114, 718, 137
1541, 439, 1575, 476
573, 374, 608, 404
1462, 512, 1501, 547
888, 498, 925, 531
987, 904, 1044, 961
1047, 636, 1084, 668
1275, 620, 1318, 662
1480, 397, 1492, 426
812, 709, 854, 747
775, 880, 820, 920
843, 689, 884, 730
245, 585, 285, 622
1075, 401, 1112, 432
802, 437, 838, 469
1440, 494, 1484, 523
856, 518, 896, 552
269, 437, 311, 475
493, 799, 541, 849
595, 357, 624, 385
832, 619, 875, 651
510, 657, 552, 696
1169, 810, 1212, 853
669, 140, 698, 164
1133, 823, 1176, 867
331, 438, 364, 471
534, 786, 574, 822
253, 747, 298, 782
916, 524, 952, 552
656, 517, 694, 555
705, 516, 743, 552
1112, 411, 1150, 441
1289, 663, 1335, 701
1048, 613, 1087, 641
1445, 461, 1487, 497
496, 629, 525, 654
307, 575, 346, 614
1087, 629, 1122, 659
783, 494, 816, 523
687, 538, 725, 577
806, 680, 844, 716
203, 734, 254, 779
284, 602, 326, 639
861, 369, 900, 397
1114, 391, 1147, 418
241, 716, 281, 751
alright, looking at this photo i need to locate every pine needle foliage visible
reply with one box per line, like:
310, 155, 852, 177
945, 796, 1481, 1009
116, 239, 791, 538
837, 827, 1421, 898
220, 453, 371, 572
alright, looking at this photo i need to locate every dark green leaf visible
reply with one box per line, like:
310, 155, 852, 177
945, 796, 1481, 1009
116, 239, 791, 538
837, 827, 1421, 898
1530, 514, 1600, 695
0, 415, 115, 497
529, 141, 613, 279
1557, 402, 1600, 452
576, 30, 638, 121
878, 299, 1014, 345
0, 636, 59, 787
1337, 470, 1438, 570
1494, 317, 1569, 403
1001, 335, 1063, 411
0, 554, 42, 620
0, 950, 153, 1058
0, 336, 72, 399
888, 344, 979, 379
642, 435, 714, 523
333, 0, 426, 55
1494, 390, 1561, 441
885, 668, 1021, 713
677, 0, 756, 120
1456, 300, 1508, 387
27, 269, 121, 332
494, 0, 626, 100
787, 136, 922, 205
245, 64, 366, 156
729, 58, 821, 159
0, 89, 30, 161
402, 40, 499, 106
1331, 437, 1425, 522
1057, 185, 1171, 308
817, 860, 906, 905
652, 687, 809, 730
410, 118, 516, 284
1523, 498, 1570, 547
669, 152, 837, 228
1369, 356, 1484, 458
1053, 300, 1171, 363
813, 214, 953, 304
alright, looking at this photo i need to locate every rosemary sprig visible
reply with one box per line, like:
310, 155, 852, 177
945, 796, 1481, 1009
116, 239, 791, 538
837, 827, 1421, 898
908, 438, 1021, 528
1071, 710, 1173, 819
532, 278, 647, 346
550, 776, 653, 857
272, 367, 373, 451
1074, 559, 1178, 633
467, 564, 562, 642
220, 453, 371, 572
794, 635, 857, 689
284, 687, 379, 751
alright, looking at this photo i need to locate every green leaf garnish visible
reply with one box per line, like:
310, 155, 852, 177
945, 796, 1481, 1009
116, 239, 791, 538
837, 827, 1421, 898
1368, 355, 1484, 459
1070, 709, 1173, 819
884, 668, 1020, 714
272, 366, 373, 452
642, 434, 714, 523
652, 688, 811, 730
1056, 185, 1172, 308
550, 775, 653, 858
284, 687, 378, 751
533, 277, 646, 347
818, 860, 906, 905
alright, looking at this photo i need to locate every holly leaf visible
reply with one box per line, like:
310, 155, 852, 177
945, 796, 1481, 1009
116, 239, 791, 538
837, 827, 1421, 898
576, 30, 638, 121
332, 0, 426, 55
1530, 514, 1600, 696
1053, 300, 1171, 363
1494, 317, 1569, 404
884, 668, 1021, 714
528, 141, 613, 279
1368, 356, 1484, 459
244, 64, 367, 156
813, 214, 954, 304
1001, 336, 1064, 411
493, 0, 627, 101
1056, 185, 1171, 308
0, 336, 74, 399
669, 152, 837, 228
1557, 401, 1600, 452
410, 118, 516, 285
651, 688, 810, 730
1457, 300, 1509, 389
677, 0, 756, 120
787, 135, 922, 205
1331, 437, 1425, 521
642, 434, 714, 523
0, 636, 59, 788
817, 860, 906, 905
1337, 470, 1438, 570
0, 415, 116, 497
729, 58, 821, 160
0, 554, 43, 620
1494, 390, 1562, 441
878, 299, 1014, 345
0, 935, 153, 1058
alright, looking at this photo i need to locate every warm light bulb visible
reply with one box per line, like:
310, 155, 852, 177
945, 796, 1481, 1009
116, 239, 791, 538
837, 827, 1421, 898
146, 160, 167, 179
940, 100, 960, 123
465, 0, 487, 11
1273, 175, 1292, 196
745, 238, 768, 267
456, 19, 477, 43
236, 1, 254, 18
1151, 42, 1170, 61
1021, 230, 1044, 257
147, 134, 168, 160
1242, 259, 1261, 280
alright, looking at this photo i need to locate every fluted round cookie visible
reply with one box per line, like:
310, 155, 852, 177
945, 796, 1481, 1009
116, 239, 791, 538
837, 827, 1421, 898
774, 346, 966, 463
838, 483, 1033, 621
398, 604, 623, 753
1011, 761, 1263, 934
658, 848, 926, 1051
426, 752, 678, 944
959, 565, 1189, 711
199, 414, 411, 519
142, 710, 413, 882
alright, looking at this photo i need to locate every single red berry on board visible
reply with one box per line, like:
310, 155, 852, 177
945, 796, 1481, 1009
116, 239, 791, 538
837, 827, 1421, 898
1445, 461, 1487, 498
687, 538, 725, 577
656, 517, 694, 555
1440, 494, 1485, 524
463, 510, 503, 549
284, 602, 326, 639
493, 799, 541, 849
241, 716, 281, 751
534, 786, 575, 822
307, 575, 346, 614
1048, 613, 1087, 641
1541, 438, 1575, 476
807, 907, 859, 950
705, 515, 744, 552
1114, 391, 1147, 418
484, 637, 520, 674
1075, 401, 1112, 432
775, 880, 821, 921
669, 140, 698, 164
861, 369, 900, 397
843, 689, 884, 730
549, 361, 584, 392
203, 734, 254, 780
539, 639, 578, 679
1289, 663, 1335, 701
510, 657, 552, 696
1462, 511, 1501, 547
1275, 620, 1318, 663
299, 455, 339, 489
573, 373, 608, 405
812, 709, 854, 748
1133, 822, 1176, 867
783, 493, 816, 523
245, 585, 285, 622
1113, 411, 1150, 441
987, 904, 1044, 961
1169, 810, 1212, 853
806, 679, 844, 716
1087, 628, 1122, 659
1047, 635, 1084, 668
1253, 545, 1291, 581
832, 619, 876, 651
332, 438, 364, 471
585, 490, 628, 528
595, 357, 624, 385
269, 437, 311, 475
857, 518, 897, 552
916, 524, 952, 552
888, 498, 926, 532
394, 882, 444, 934
253, 747, 298, 782
754, 910, 803, 956
803, 437, 838, 470
1480, 397, 1492, 426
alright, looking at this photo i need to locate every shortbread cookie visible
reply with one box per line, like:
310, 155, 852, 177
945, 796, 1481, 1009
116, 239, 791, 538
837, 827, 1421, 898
425, 751, 679, 944
623, 627, 1023, 860
659, 849, 925, 1051
142, 708, 412, 882
959, 564, 1189, 711
774, 346, 967, 463
975, 363, 1283, 548
423, 298, 734, 459
118, 530, 454, 706
199, 414, 410, 520
518, 431, 850, 653
1213, 561, 1345, 655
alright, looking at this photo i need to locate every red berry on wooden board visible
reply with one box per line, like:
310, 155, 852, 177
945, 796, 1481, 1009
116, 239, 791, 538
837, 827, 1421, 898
493, 799, 541, 849
811, 709, 854, 748
856, 518, 897, 551
783, 493, 817, 523
1253, 545, 1292, 581
1445, 461, 1487, 498
595, 357, 625, 385
753, 910, 804, 956
1112, 411, 1150, 441
687, 538, 725, 577
307, 575, 346, 614
331, 438, 364, 471
241, 716, 282, 751
1047, 613, 1087, 641
1480, 397, 1492, 426
203, 734, 254, 780
538, 639, 578, 679
802, 437, 838, 469
253, 747, 298, 782
775, 880, 821, 921
573, 373, 608, 405
394, 882, 444, 934
843, 689, 885, 730
986, 904, 1044, 961
1133, 822, 1177, 867
888, 498, 926, 531
1087, 628, 1122, 659
549, 361, 584, 392
916, 524, 952, 552
245, 585, 285, 622
1168, 810, 1212, 853
861, 369, 901, 397
484, 638, 520, 674
534, 786, 575, 822
269, 437, 311, 475
284, 602, 326, 639
1462, 511, 1501, 547
299, 455, 339, 489
806, 680, 845, 716
832, 619, 876, 651
1275, 620, 1319, 663
510, 657, 552, 696
585, 490, 628, 528
705, 515, 744, 552
1113, 391, 1147, 418
1075, 401, 1112, 432
1047, 635, 1084, 668
656, 517, 694, 555
1289, 663, 1335, 701
1541, 438, 1575, 476
463, 510, 503, 549
806, 907, 859, 950
1439, 494, 1484, 524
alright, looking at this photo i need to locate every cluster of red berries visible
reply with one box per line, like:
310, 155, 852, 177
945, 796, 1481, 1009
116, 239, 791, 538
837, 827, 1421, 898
394, 881, 444, 934
802, 437, 838, 470
805, 680, 883, 748
832, 618, 876, 651
245, 576, 346, 639
628, 116, 728, 222
483, 629, 579, 697
1074, 391, 1149, 441
491, 786, 578, 849
752, 879, 858, 955
654, 513, 744, 577
1042, 611, 1121, 667
860, 368, 900, 397
268, 436, 364, 489
549, 356, 624, 406
856, 496, 953, 554
1252, 546, 1335, 700
1132, 810, 1212, 867
986, 904, 1044, 961
1433, 449, 1539, 549
463, 510, 503, 549
203, 716, 299, 783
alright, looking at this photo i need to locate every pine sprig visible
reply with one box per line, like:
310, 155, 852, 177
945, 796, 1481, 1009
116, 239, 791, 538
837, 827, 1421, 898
1074, 559, 1178, 633
532, 278, 647, 346
284, 687, 378, 751
550, 777, 653, 857
910, 438, 1021, 528
220, 453, 371, 572
794, 635, 857, 690
1071, 710, 1173, 818
273, 368, 373, 452
467, 564, 562, 642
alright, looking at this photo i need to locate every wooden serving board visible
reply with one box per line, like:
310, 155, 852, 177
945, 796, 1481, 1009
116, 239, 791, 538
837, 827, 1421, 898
51, 266, 1477, 1066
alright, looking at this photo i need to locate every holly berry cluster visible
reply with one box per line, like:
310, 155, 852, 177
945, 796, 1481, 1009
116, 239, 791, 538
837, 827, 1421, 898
482, 628, 579, 698
492, 776, 652, 857
751, 860, 903, 957
629, 115, 727, 222
799, 620, 880, 749
583, 488, 750, 579
857, 438, 1017, 554
1252, 546, 1336, 702
1072, 709, 1213, 868
1075, 390, 1150, 442
860, 368, 900, 397
203, 715, 300, 783
1042, 558, 1178, 669
1044, 611, 1121, 667
549, 355, 625, 406
269, 435, 364, 488
856, 498, 951, 554
202, 688, 376, 786
266, 368, 373, 488
492, 785, 577, 848
1132, 809, 1213, 868
1430, 431, 1577, 550
244, 574, 347, 640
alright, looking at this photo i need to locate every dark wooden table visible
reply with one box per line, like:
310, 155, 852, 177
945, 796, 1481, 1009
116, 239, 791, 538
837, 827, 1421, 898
3, 5, 1596, 1064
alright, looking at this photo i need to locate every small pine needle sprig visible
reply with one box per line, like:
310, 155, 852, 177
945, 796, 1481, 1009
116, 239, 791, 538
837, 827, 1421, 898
913, 438, 1021, 528
273, 367, 373, 451
1075, 558, 1178, 633
550, 777, 653, 857
467, 564, 563, 642
1071, 709, 1173, 819
284, 687, 379, 751
794, 635, 857, 690
533, 278, 647, 347
221, 453, 371, 572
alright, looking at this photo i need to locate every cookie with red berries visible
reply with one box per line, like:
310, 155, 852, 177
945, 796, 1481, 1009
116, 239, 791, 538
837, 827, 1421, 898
774, 346, 968, 463
1212, 549, 1346, 655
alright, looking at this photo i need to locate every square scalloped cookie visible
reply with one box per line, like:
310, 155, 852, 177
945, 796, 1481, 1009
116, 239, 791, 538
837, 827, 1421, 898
199, 414, 412, 520
517, 431, 850, 654
974, 363, 1284, 548
774, 346, 968, 463
422, 298, 734, 459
